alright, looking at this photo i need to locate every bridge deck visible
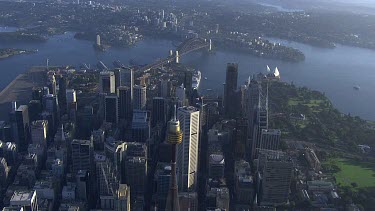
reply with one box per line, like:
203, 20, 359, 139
138, 39, 210, 72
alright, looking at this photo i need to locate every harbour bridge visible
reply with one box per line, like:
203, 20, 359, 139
139, 38, 212, 72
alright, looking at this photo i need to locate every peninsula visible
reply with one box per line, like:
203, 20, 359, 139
0, 48, 37, 60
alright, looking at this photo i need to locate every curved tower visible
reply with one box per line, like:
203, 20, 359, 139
165, 106, 182, 211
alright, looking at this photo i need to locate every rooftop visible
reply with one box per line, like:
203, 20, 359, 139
31, 120, 48, 127
10, 191, 35, 203
261, 129, 281, 135
71, 139, 91, 145
100, 71, 114, 76
178, 106, 199, 113
209, 154, 225, 164
132, 110, 149, 124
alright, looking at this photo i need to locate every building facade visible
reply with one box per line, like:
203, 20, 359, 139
177, 106, 200, 191
133, 85, 147, 110
100, 71, 116, 94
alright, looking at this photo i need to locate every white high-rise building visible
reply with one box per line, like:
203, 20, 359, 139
9, 190, 38, 211
133, 85, 146, 110
96, 34, 101, 46
30, 120, 48, 146
176, 84, 186, 104
259, 129, 281, 151
66, 89, 77, 105
177, 106, 200, 192
100, 71, 116, 94
116, 184, 131, 211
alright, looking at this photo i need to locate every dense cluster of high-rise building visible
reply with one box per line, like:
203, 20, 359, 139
0, 59, 336, 211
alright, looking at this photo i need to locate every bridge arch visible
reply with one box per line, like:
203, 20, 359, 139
176, 38, 211, 55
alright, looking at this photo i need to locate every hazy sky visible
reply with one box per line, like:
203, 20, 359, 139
257, 0, 375, 12
331, 0, 375, 5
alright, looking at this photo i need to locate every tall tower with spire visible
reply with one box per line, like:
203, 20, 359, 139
165, 106, 182, 211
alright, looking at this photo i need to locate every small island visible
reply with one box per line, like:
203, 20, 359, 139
0, 48, 37, 59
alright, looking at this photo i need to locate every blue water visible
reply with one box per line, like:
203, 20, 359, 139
1, 32, 375, 120
257, 3, 303, 12
0, 26, 18, 32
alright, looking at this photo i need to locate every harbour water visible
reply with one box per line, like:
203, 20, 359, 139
1, 32, 375, 120
0, 26, 18, 32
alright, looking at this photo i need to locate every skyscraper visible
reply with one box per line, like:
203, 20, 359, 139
245, 79, 260, 157
261, 154, 293, 206
234, 160, 254, 207
113, 68, 122, 89
14, 105, 30, 151
105, 94, 119, 124
28, 100, 42, 122
96, 34, 101, 46
30, 120, 48, 146
159, 79, 171, 98
249, 81, 269, 160
118, 86, 133, 120
95, 154, 119, 197
47, 74, 57, 95
66, 89, 77, 120
224, 63, 238, 118
251, 100, 269, 159
9, 190, 38, 211
125, 157, 147, 197
119, 142, 147, 198
71, 139, 93, 174
100, 71, 116, 94
133, 85, 146, 110
259, 129, 281, 151
116, 184, 131, 211
251, 110, 268, 160
43, 94, 59, 130
165, 105, 183, 211
0, 157, 9, 188
120, 67, 134, 88
131, 110, 150, 142
177, 106, 200, 192
151, 97, 167, 127
66, 89, 77, 107
184, 71, 193, 99
76, 170, 90, 201
58, 76, 67, 114
176, 84, 186, 106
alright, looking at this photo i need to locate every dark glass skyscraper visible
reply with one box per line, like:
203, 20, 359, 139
151, 97, 167, 127
184, 71, 193, 99
14, 105, 30, 151
105, 94, 119, 124
118, 86, 133, 121
224, 63, 238, 118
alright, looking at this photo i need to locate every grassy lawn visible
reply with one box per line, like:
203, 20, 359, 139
288, 98, 323, 107
324, 158, 375, 190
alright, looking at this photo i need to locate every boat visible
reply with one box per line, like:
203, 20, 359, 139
353, 85, 360, 90
274, 67, 280, 78
266, 65, 271, 72
192, 70, 201, 90
266, 65, 280, 80
204, 77, 208, 80
206, 88, 213, 91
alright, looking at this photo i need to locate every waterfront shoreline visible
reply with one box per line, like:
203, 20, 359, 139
0, 67, 46, 120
